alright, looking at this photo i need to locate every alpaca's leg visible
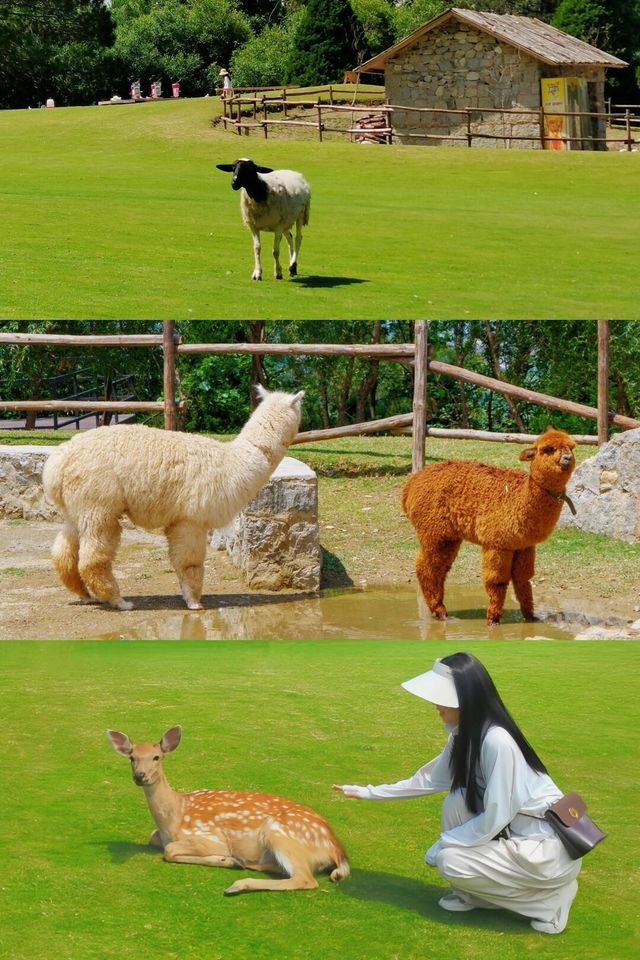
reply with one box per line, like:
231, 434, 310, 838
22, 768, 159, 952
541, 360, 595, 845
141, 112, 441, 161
481, 548, 514, 625
416, 540, 460, 620
512, 547, 536, 620
165, 521, 208, 610
51, 520, 91, 601
272, 229, 283, 279
78, 516, 131, 610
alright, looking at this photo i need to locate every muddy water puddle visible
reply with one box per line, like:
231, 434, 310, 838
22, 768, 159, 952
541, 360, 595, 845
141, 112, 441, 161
82, 584, 638, 642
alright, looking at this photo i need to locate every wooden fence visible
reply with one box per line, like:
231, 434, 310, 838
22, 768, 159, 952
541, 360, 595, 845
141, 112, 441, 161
1, 321, 638, 471
222, 95, 639, 150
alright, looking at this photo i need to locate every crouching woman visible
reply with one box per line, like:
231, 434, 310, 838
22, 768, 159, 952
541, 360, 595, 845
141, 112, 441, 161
333, 652, 581, 934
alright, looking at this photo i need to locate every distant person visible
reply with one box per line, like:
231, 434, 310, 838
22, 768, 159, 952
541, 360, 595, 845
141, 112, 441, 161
219, 68, 233, 100
333, 652, 582, 935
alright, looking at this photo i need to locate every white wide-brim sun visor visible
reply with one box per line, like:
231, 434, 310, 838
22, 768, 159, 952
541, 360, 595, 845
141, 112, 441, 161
401, 659, 459, 708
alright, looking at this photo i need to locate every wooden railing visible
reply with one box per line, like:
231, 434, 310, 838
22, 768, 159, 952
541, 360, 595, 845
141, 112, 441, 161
221, 95, 639, 150
1, 322, 636, 470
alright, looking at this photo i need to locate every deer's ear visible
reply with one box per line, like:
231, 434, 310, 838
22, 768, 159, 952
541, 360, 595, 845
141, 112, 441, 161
161, 726, 182, 754
107, 730, 132, 757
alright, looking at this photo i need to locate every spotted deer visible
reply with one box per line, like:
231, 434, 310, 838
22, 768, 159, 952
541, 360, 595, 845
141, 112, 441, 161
107, 726, 350, 894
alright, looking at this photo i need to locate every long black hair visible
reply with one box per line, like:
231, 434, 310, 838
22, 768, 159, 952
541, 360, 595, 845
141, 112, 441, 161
442, 652, 547, 814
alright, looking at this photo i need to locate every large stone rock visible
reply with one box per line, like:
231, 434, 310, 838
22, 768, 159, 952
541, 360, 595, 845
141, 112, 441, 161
211, 457, 320, 592
0, 445, 60, 521
558, 428, 640, 542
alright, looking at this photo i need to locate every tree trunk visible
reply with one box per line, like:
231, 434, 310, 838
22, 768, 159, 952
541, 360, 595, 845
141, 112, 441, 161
247, 321, 266, 407
484, 321, 527, 432
355, 321, 382, 423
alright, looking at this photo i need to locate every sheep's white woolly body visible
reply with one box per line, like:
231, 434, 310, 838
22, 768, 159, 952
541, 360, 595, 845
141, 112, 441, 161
217, 159, 311, 280
42, 387, 304, 610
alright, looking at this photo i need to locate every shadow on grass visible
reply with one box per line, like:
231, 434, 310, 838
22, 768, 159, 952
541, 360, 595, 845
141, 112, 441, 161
105, 841, 160, 863
292, 275, 368, 288
340, 868, 527, 934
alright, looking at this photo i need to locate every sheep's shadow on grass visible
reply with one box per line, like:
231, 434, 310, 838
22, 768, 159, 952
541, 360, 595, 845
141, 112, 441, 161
291, 275, 369, 288
340, 868, 527, 934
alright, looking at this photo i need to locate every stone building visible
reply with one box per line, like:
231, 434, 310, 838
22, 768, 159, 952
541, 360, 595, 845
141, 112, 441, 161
355, 7, 627, 148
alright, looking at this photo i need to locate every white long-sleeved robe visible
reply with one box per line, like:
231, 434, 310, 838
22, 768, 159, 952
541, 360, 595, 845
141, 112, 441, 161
342, 724, 582, 931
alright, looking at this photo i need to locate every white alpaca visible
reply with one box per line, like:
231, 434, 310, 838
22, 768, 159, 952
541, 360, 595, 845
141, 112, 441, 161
42, 386, 304, 611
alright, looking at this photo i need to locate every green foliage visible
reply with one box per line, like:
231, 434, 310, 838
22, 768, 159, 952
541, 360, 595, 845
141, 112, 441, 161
350, 0, 395, 54
231, 11, 303, 86
0, 0, 117, 108
286, 0, 369, 84
111, 0, 251, 96
552, 0, 640, 101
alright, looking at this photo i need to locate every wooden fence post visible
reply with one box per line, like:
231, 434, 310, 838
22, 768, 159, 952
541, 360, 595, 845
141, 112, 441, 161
163, 321, 177, 430
597, 320, 609, 445
412, 320, 428, 472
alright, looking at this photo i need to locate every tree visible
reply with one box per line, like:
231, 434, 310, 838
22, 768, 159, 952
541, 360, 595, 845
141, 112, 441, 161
111, 0, 251, 97
0, 0, 117, 108
552, 0, 640, 101
286, 0, 369, 85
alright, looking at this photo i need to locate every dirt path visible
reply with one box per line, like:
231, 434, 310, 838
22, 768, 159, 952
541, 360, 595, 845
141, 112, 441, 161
1, 521, 639, 641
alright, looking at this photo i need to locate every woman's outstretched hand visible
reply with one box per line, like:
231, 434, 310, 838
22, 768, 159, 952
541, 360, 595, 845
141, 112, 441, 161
332, 783, 364, 798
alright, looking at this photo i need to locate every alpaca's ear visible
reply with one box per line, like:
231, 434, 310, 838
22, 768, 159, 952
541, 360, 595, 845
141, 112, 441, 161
160, 726, 182, 754
291, 390, 305, 408
519, 446, 536, 461
254, 384, 268, 402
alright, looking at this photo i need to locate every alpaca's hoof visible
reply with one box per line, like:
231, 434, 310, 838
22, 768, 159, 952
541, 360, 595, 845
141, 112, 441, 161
187, 602, 204, 611
487, 617, 501, 627
116, 599, 134, 611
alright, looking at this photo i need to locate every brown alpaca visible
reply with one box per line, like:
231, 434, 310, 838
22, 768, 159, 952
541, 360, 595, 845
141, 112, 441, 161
402, 429, 576, 625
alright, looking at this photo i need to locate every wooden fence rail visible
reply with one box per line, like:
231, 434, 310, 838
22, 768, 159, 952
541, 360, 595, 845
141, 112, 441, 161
222, 95, 639, 150
1, 324, 637, 469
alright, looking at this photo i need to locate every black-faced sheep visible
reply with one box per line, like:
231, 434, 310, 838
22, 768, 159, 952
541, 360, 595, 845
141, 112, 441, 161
216, 158, 310, 280
42, 387, 304, 611
402, 428, 577, 625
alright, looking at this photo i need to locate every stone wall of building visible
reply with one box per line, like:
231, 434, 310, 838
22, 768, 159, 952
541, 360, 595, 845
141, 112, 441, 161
386, 20, 605, 149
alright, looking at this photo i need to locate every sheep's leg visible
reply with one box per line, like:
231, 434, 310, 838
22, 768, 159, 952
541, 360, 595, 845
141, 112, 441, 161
481, 548, 514, 625
250, 228, 262, 280
272, 229, 284, 279
165, 521, 208, 610
283, 228, 296, 276
78, 516, 132, 610
288, 220, 303, 277
415, 540, 460, 620
51, 520, 92, 601
511, 546, 537, 621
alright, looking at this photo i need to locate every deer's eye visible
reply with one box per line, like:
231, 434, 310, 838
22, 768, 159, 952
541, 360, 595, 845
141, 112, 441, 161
153, 755, 160, 761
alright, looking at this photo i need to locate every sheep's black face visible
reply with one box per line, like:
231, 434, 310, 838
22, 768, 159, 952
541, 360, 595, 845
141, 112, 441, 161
216, 159, 274, 200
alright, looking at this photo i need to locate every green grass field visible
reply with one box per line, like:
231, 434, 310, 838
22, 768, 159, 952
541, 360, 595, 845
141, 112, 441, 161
1, 96, 639, 319
1, 640, 638, 960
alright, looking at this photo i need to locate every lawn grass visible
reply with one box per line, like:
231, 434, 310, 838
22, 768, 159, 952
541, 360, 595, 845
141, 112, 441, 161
0, 97, 639, 319
1, 640, 638, 960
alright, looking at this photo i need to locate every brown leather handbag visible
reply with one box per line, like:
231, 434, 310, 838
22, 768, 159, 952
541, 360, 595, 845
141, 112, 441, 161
544, 792, 607, 859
